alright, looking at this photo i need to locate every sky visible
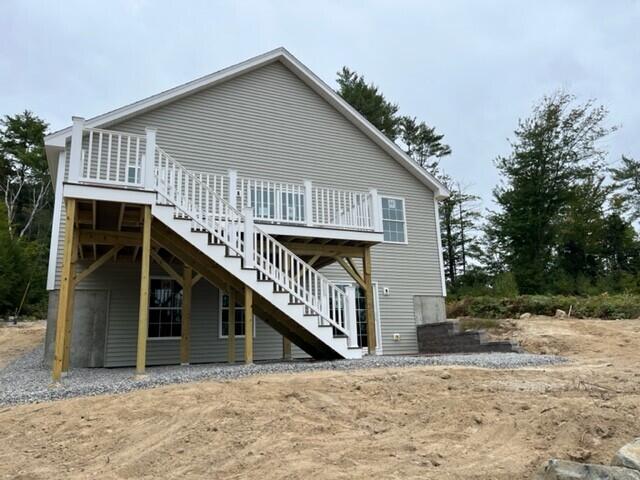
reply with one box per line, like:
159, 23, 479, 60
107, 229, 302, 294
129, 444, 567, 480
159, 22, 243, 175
1, 0, 639, 208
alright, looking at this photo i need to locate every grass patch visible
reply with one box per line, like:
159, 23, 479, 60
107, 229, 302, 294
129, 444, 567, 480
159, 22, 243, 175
459, 318, 502, 331
447, 294, 640, 320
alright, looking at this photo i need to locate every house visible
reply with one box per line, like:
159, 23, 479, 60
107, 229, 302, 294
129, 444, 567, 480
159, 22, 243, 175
43, 48, 449, 380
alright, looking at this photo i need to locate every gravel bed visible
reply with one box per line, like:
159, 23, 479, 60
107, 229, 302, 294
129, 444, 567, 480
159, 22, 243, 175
0, 346, 566, 406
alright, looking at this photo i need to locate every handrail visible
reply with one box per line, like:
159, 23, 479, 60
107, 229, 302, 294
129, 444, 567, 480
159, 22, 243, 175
154, 146, 349, 336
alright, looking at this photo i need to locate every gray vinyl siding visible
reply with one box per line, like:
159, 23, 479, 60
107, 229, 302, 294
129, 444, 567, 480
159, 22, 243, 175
110, 60, 442, 355
52, 59, 443, 358
67, 260, 288, 367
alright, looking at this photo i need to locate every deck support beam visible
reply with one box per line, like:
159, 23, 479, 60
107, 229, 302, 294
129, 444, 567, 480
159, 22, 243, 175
52, 198, 77, 381
180, 265, 192, 365
363, 246, 377, 355
282, 337, 292, 360
244, 286, 253, 364
136, 205, 152, 375
62, 223, 80, 372
227, 289, 236, 363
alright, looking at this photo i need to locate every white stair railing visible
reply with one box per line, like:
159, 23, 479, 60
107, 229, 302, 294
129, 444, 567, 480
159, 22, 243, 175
154, 146, 350, 337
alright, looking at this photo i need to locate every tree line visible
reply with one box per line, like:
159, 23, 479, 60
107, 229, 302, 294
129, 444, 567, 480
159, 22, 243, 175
1, 71, 639, 317
337, 69, 640, 297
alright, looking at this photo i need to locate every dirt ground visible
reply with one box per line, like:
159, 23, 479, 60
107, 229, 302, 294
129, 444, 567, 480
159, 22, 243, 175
0, 320, 46, 369
0, 316, 638, 480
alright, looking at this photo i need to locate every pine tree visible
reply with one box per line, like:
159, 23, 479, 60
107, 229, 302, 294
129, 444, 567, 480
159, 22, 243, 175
487, 92, 616, 293
611, 155, 640, 221
398, 116, 451, 176
336, 67, 400, 139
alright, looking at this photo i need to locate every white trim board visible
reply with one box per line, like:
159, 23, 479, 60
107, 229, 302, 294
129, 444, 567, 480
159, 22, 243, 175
46, 151, 66, 290
44, 48, 448, 199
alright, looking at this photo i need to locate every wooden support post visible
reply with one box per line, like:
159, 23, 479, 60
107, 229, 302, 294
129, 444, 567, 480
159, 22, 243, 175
244, 286, 253, 364
180, 265, 192, 365
61, 224, 80, 372
136, 205, 152, 375
363, 246, 377, 355
282, 337, 292, 360
227, 289, 236, 363
52, 198, 77, 381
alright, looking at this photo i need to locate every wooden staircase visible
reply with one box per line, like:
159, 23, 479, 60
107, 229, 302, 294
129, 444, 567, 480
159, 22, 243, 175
151, 146, 362, 360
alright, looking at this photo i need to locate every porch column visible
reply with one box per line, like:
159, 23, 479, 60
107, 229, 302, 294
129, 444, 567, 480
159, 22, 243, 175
68, 117, 84, 183
136, 205, 152, 375
345, 285, 359, 349
52, 198, 77, 381
304, 180, 313, 226
180, 265, 192, 365
228, 170, 238, 208
244, 286, 253, 364
282, 337, 292, 360
363, 246, 377, 355
61, 218, 80, 372
369, 188, 382, 232
143, 127, 157, 190
227, 289, 236, 363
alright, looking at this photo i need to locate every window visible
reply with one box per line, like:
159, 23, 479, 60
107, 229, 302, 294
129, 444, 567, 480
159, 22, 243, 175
280, 191, 305, 222
250, 188, 275, 218
149, 278, 182, 338
250, 188, 305, 223
334, 285, 370, 348
381, 197, 407, 243
219, 292, 256, 338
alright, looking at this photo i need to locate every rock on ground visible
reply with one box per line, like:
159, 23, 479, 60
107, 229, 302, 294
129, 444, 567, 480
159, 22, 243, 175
612, 439, 640, 472
536, 459, 640, 479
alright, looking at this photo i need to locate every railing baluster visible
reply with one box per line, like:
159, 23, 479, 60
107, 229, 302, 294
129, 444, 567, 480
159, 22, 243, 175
135, 138, 140, 184
87, 130, 94, 179
116, 135, 122, 182
96, 132, 103, 180
106, 133, 112, 181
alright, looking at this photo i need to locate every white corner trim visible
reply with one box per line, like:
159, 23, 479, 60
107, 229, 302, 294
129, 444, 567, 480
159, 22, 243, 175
46, 151, 66, 291
433, 197, 447, 297
43, 47, 449, 198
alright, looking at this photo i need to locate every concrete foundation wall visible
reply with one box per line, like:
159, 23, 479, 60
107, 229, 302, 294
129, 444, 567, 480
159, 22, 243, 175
44, 289, 109, 368
413, 295, 447, 325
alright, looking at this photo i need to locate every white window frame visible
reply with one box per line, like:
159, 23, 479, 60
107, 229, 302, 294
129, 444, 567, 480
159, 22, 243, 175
380, 195, 409, 244
148, 275, 182, 341
218, 290, 257, 339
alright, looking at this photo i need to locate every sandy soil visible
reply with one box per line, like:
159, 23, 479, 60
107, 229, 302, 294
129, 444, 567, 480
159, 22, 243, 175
0, 320, 45, 369
0, 316, 639, 480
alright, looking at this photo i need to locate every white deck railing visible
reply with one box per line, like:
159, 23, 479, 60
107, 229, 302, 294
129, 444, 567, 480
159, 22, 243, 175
154, 146, 351, 338
68, 119, 382, 233
78, 127, 146, 187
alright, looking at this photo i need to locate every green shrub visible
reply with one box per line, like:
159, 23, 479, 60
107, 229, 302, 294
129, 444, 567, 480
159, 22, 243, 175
447, 294, 640, 320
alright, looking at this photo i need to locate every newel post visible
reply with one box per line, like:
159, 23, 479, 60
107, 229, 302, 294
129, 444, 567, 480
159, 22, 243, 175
68, 116, 85, 183
345, 285, 359, 348
144, 127, 157, 190
304, 180, 313, 226
228, 170, 238, 208
243, 207, 254, 269
369, 188, 382, 232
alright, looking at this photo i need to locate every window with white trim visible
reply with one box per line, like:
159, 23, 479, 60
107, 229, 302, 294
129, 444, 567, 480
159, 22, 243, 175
149, 278, 182, 338
381, 197, 407, 243
250, 188, 305, 223
219, 292, 256, 338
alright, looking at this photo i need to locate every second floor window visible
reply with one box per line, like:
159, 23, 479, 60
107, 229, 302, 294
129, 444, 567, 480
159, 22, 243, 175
381, 197, 407, 243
